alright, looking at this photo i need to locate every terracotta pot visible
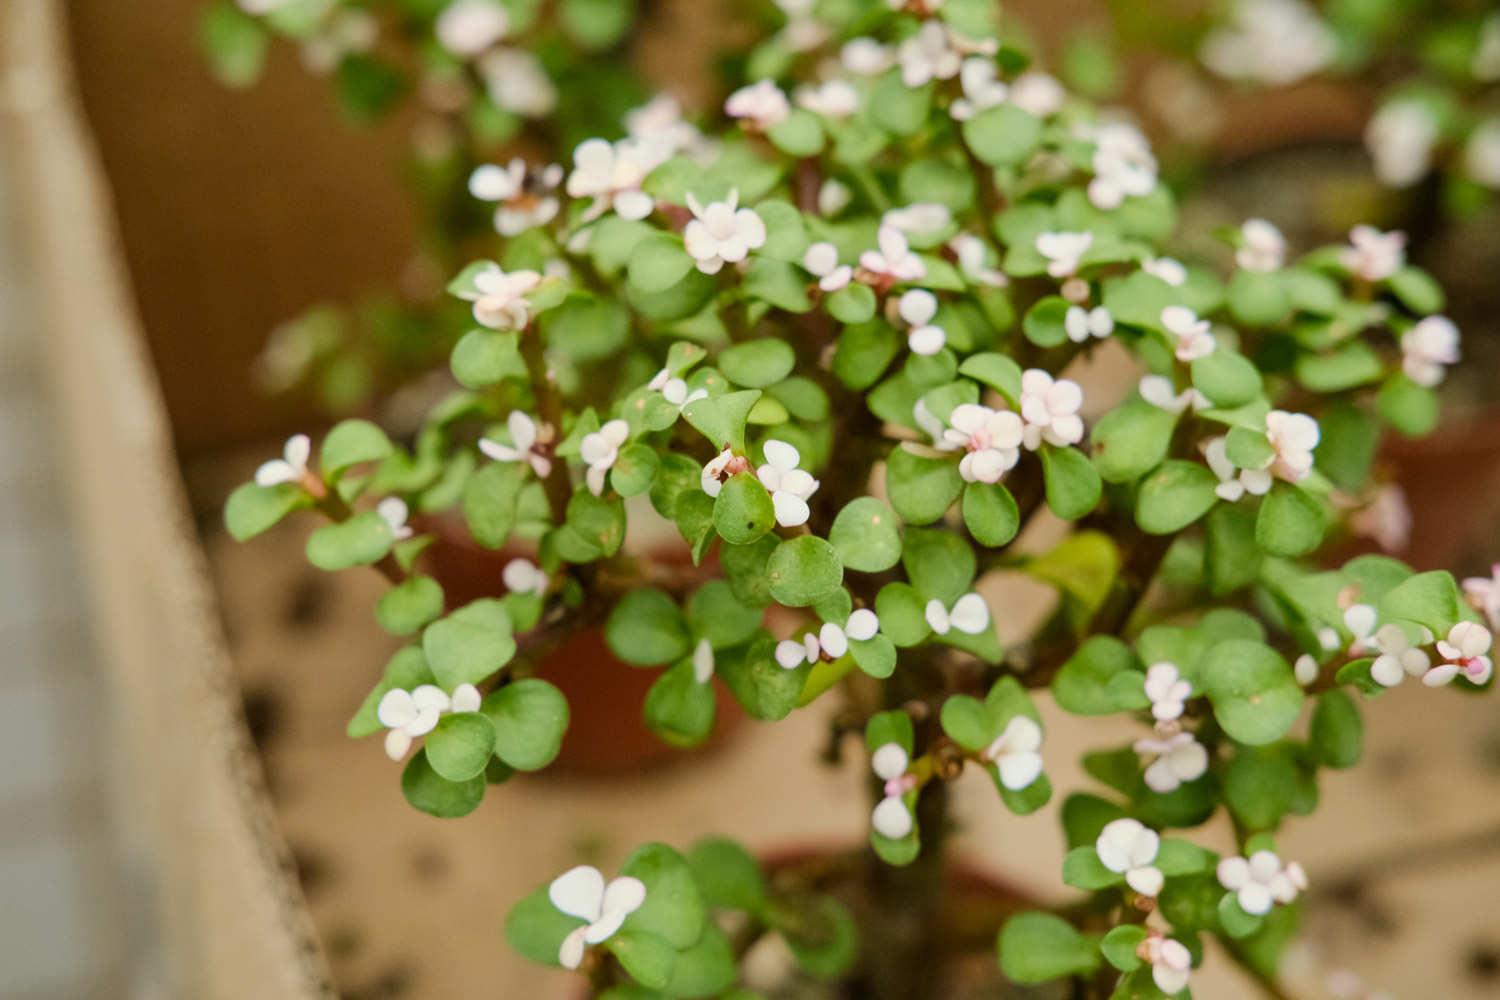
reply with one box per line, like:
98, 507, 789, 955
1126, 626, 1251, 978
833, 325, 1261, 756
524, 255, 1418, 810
421, 512, 747, 775
1378, 409, 1500, 573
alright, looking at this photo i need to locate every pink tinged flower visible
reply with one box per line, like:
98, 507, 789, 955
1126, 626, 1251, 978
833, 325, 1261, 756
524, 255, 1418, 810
950, 233, 1006, 287
1139, 375, 1207, 414
883, 202, 952, 239
725, 79, 791, 129
951, 57, 1008, 121
1143, 662, 1192, 721
434, 0, 509, 58
1095, 818, 1163, 897
502, 558, 548, 596
1264, 409, 1320, 484
898, 22, 962, 88
1088, 123, 1158, 210
871, 795, 913, 839
550, 866, 647, 969
1036, 231, 1092, 278
898, 289, 946, 355
691, 638, 715, 684
470, 159, 562, 236
775, 632, 824, 670
1368, 622, 1430, 687
1008, 71, 1065, 117
983, 715, 1044, 791
1065, 305, 1114, 343
1161, 305, 1215, 361
1294, 654, 1320, 686
818, 179, 852, 216
861, 225, 926, 282
796, 79, 859, 119
1340, 224, 1406, 282
1142, 256, 1187, 286
1217, 850, 1304, 916
1019, 369, 1085, 450
566, 138, 661, 222
1204, 436, 1272, 502
478, 48, 556, 117
581, 419, 630, 496
648, 368, 707, 413
255, 433, 312, 487
1136, 730, 1209, 793
942, 403, 1023, 484
1425, 621, 1494, 687
700, 447, 748, 498
376, 497, 414, 541
803, 242, 852, 291
869, 738, 915, 838
841, 37, 894, 76
1237, 218, 1286, 273
757, 439, 820, 528
1365, 101, 1437, 189
1349, 483, 1411, 554
456, 262, 543, 330
684, 190, 767, 275
1146, 936, 1192, 996
1462, 564, 1500, 631
1401, 315, 1460, 388
377, 683, 478, 760
480, 411, 553, 478
624, 95, 706, 159
924, 593, 990, 636
871, 741, 909, 784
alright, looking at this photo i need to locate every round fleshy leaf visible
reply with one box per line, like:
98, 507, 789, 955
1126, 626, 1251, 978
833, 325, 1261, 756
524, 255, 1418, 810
713, 472, 777, 545
425, 712, 497, 782
766, 536, 844, 607
400, 748, 485, 818
1202, 639, 1304, 746
829, 497, 903, 573
482, 679, 569, 771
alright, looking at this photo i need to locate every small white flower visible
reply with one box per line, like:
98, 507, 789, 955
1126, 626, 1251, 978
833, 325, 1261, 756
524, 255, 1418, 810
1204, 436, 1273, 502
377, 683, 481, 761
1139, 375, 1207, 414
1465, 118, 1500, 189
1065, 305, 1114, 343
1217, 850, 1307, 916
1019, 369, 1085, 450
1340, 225, 1406, 283
925, 593, 990, 636
860, 225, 927, 282
434, 0, 508, 58
776, 0, 830, 52
255, 433, 312, 487
1401, 315, 1460, 388
684, 190, 767, 275
625, 95, 707, 160
1294, 654, 1320, 686
841, 37, 894, 76
580, 419, 630, 496
872, 741, 909, 782
983, 716, 1043, 791
1200, 0, 1335, 87
1161, 306, 1215, 362
1036, 231, 1092, 279
1142, 256, 1188, 286
775, 632, 823, 670
1088, 123, 1158, 210
550, 866, 647, 969
478, 49, 556, 117
1368, 622, 1430, 688
480, 411, 553, 478
803, 242, 852, 292
566, 138, 664, 222
817, 179, 852, 216
725, 79, 791, 130
503, 558, 548, 596
942, 404, 1023, 483
950, 233, 1006, 287
898, 22, 962, 88
870, 737, 915, 839
1264, 409, 1319, 484
1343, 603, 1379, 655
1143, 662, 1192, 721
1366, 101, 1438, 189
469, 159, 563, 236
1237, 218, 1287, 273
757, 439, 820, 527
647, 368, 708, 412
796, 79, 859, 119
1136, 730, 1209, 793
1424, 621, 1494, 687
816, 609, 881, 660
882, 202, 953, 240
456, 262, 543, 330
950, 57, 1008, 121
377, 497, 414, 541
700, 448, 748, 498
871, 795, 913, 839
1463, 564, 1500, 631
1096, 818, 1163, 897
692, 638, 715, 683
898, 289, 946, 355
1008, 72, 1066, 118
1145, 935, 1193, 996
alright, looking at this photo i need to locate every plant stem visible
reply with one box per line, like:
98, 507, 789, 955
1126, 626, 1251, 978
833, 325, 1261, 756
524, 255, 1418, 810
517, 327, 574, 525
306, 474, 406, 585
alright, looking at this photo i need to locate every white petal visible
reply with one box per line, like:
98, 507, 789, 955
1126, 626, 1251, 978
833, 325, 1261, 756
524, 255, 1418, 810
558, 926, 589, 970
948, 593, 990, 634
908, 325, 946, 356
925, 599, 950, 635
819, 622, 849, 659
871, 742, 909, 781
772, 490, 811, 528
254, 460, 298, 487
846, 608, 879, 641
595, 876, 647, 934
284, 433, 312, 469
1217, 856, 1250, 891
450, 684, 482, 713
872, 796, 913, 839
586, 464, 608, 497
997, 750, 1043, 791
1238, 882, 1274, 916
762, 439, 801, 472
776, 639, 809, 669
508, 410, 538, 450
549, 865, 607, 923
383, 728, 413, 761
1127, 865, 1164, 897
1096, 819, 1143, 874
692, 638, 715, 683
615, 189, 655, 220
377, 689, 418, 728
406, 706, 442, 737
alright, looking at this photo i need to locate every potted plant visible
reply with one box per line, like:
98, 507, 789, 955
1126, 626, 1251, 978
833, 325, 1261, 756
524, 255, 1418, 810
223, 1, 1495, 996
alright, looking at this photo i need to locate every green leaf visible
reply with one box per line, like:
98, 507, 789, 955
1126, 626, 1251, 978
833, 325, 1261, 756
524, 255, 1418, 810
1296, 342, 1384, 393
687, 837, 767, 913
506, 883, 584, 967
958, 352, 1023, 402
1053, 636, 1149, 715
1388, 265, 1444, 314
869, 70, 931, 136
720, 339, 797, 389
683, 390, 762, 450
1041, 446, 1103, 520
939, 695, 993, 751
1255, 482, 1324, 557
376, 575, 445, 635
1156, 837, 1215, 875
1310, 689, 1363, 769
1205, 502, 1261, 596
1202, 639, 1304, 746
713, 472, 777, 545
1227, 269, 1291, 326
609, 930, 676, 990
610, 443, 659, 497
1136, 460, 1219, 535
902, 527, 977, 604
199, 1, 267, 87
661, 924, 737, 997
963, 104, 1043, 167
1225, 427, 1275, 471
743, 258, 813, 312
1092, 399, 1177, 484
333, 54, 405, 123
560, 0, 635, 48
1377, 374, 1439, 436
425, 712, 497, 782
401, 748, 485, 818
619, 843, 706, 949
832, 320, 900, 390
826, 283, 877, 324
629, 234, 696, 293
963, 482, 1020, 546
644, 660, 717, 746
850, 635, 897, 678
829, 497, 903, 572
451, 329, 524, 388
422, 599, 517, 688
1101, 925, 1147, 972
1191, 349, 1263, 408
482, 679, 569, 771
1377, 570, 1465, 635
1222, 748, 1298, 830
875, 582, 931, 647
996, 912, 1101, 984
1022, 296, 1072, 347
1218, 893, 1264, 939
716, 635, 805, 720
348, 646, 436, 738
767, 536, 844, 607
768, 109, 825, 156
885, 445, 964, 524
1062, 845, 1123, 890
463, 461, 527, 548
224, 482, 308, 541
779, 895, 858, 979
305, 512, 394, 571
606, 588, 691, 666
